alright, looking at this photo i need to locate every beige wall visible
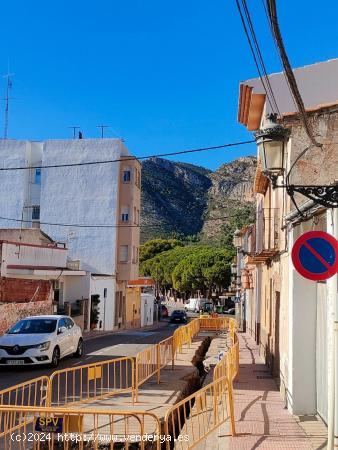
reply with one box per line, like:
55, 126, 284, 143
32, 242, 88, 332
117, 157, 141, 283
125, 287, 141, 329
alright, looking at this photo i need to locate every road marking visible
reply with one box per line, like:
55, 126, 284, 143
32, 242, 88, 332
72, 356, 92, 366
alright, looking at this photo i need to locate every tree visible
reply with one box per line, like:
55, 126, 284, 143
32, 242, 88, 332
139, 238, 184, 263
141, 245, 234, 298
172, 247, 233, 297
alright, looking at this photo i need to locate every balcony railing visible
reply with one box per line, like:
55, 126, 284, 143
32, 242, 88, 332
242, 209, 280, 263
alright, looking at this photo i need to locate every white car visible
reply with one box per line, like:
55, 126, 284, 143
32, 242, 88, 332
0, 315, 83, 368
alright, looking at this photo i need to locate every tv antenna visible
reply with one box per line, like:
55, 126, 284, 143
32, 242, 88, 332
96, 125, 109, 138
3, 66, 14, 139
68, 126, 80, 139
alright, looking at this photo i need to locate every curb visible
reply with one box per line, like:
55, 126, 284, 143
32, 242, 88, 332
83, 321, 168, 341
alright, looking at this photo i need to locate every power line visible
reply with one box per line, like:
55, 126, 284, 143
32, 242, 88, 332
235, 0, 279, 115
260, 0, 298, 112
240, 0, 280, 115
0, 139, 255, 171
265, 0, 321, 147
0, 213, 251, 229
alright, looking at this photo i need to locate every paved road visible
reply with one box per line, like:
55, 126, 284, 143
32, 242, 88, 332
0, 320, 182, 391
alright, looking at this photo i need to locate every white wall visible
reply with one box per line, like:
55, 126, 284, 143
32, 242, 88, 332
0, 141, 31, 227
63, 273, 91, 303
40, 139, 124, 274
1, 242, 67, 275
90, 276, 116, 331
287, 224, 317, 415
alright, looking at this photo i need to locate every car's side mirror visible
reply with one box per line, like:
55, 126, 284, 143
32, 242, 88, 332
58, 326, 67, 334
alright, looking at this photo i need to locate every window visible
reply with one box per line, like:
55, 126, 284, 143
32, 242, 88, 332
123, 167, 131, 183
121, 205, 130, 222
35, 169, 41, 185
119, 245, 128, 263
134, 168, 141, 188
103, 288, 107, 298
133, 206, 137, 224
58, 318, 67, 330
66, 318, 74, 329
32, 205, 40, 221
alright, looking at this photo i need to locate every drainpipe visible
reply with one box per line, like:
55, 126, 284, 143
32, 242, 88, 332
327, 208, 338, 450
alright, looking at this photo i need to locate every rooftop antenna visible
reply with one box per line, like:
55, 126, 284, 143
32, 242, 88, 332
68, 126, 80, 139
96, 125, 109, 138
3, 64, 14, 139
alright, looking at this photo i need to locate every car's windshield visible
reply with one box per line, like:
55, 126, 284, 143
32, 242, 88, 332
7, 319, 57, 334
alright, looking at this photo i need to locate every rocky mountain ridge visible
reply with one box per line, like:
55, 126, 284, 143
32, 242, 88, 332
140, 156, 256, 243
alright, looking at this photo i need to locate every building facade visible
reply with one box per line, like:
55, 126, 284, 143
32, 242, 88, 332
234, 59, 338, 429
0, 139, 141, 331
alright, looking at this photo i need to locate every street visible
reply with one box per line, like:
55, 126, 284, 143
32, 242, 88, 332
0, 320, 182, 391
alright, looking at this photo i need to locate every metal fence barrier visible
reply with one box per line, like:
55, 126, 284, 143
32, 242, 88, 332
49, 356, 135, 407
0, 405, 162, 450
0, 376, 50, 408
164, 375, 235, 449
0, 318, 239, 449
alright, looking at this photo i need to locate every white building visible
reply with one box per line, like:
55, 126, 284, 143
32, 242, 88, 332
0, 139, 141, 331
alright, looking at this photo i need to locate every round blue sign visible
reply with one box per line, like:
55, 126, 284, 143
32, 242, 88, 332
292, 231, 338, 281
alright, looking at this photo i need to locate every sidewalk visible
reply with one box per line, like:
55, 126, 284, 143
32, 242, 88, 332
213, 332, 328, 450
83, 320, 167, 340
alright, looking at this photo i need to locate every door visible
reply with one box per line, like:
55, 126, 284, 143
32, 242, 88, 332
316, 282, 328, 423
272, 291, 280, 378
65, 318, 77, 353
56, 318, 70, 357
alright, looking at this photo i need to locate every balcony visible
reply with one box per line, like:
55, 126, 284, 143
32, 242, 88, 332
243, 209, 280, 264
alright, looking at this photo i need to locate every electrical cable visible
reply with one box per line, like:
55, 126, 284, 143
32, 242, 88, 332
240, 0, 280, 116
260, 0, 298, 112
0, 140, 255, 172
0, 213, 251, 229
235, 0, 279, 115
265, 0, 322, 148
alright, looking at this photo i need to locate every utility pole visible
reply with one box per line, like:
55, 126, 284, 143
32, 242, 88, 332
68, 126, 80, 139
96, 125, 109, 138
3, 68, 14, 139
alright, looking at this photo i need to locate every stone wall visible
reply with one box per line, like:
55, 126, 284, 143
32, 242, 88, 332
0, 299, 53, 336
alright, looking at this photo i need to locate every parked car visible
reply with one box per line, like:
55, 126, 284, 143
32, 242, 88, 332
160, 304, 169, 317
0, 315, 83, 368
170, 310, 188, 323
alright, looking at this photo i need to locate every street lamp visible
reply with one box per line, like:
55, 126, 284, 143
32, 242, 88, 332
254, 113, 338, 208
255, 113, 290, 180
233, 229, 242, 249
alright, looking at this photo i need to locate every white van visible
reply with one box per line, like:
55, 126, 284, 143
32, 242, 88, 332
184, 298, 199, 312
185, 298, 208, 313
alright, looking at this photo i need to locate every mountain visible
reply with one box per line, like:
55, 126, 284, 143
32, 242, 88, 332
140, 156, 256, 243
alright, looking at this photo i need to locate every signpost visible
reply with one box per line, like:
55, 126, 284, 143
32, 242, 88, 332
291, 231, 338, 281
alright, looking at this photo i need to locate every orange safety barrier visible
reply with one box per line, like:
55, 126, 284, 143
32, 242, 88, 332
164, 375, 235, 449
0, 376, 50, 408
0, 318, 240, 449
49, 356, 135, 406
0, 405, 162, 450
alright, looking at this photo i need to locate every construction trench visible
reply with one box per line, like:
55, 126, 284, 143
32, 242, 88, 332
0, 318, 238, 450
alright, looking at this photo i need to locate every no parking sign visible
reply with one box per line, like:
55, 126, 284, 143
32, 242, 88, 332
291, 231, 338, 281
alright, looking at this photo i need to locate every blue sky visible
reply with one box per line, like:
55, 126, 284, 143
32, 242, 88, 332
0, 0, 337, 170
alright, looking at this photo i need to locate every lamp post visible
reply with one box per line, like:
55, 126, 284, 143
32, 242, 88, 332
233, 230, 245, 330
254, 114, 338, 208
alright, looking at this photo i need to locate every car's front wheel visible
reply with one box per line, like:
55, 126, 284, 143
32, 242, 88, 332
74, 338, 83, 357
51, 347, 60, 368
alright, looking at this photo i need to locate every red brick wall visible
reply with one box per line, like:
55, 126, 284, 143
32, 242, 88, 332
0, 277, 52, 303
0, 300, 53, 336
